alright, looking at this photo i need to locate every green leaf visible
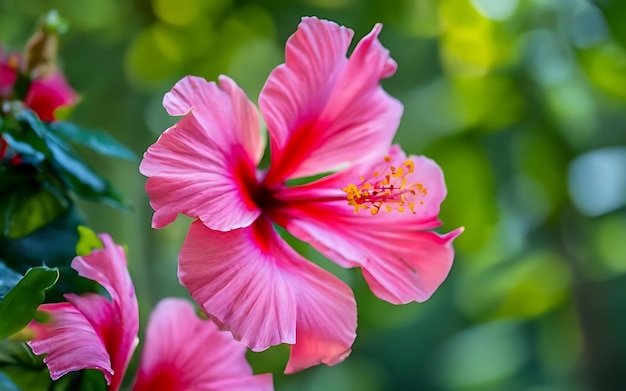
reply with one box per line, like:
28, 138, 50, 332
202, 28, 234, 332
0, 338, 42, 368
1, 133, 46, 166
0, 338, 51, 391
1, 184, 69, 239
11, 110, 129, 209
0, 198, 81, 273
12, 110, 50, 146
0, 263, 22, 301
0, 266, 59, 339
0, 164, 40, 193
75, 226, 103, 257
0, 372, 20, 391
45, 138, 127, 208
47, 122, 137, 161
0, 206, 100, 301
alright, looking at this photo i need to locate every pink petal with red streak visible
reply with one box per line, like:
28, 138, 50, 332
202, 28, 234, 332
132, 298, 273, 391
27, 301, 114, 383
28, 234, 139, 391
275, 147, 462, 304
260, 17, 402, 184
140, 75, 263, 231
178, 219, 356, 373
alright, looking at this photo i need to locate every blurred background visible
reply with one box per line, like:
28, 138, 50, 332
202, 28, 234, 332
2, 0, 626, 389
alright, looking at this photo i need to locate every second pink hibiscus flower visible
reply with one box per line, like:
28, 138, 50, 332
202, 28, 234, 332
140, 16, 462, 374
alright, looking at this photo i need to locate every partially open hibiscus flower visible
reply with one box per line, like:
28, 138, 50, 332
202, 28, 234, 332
0, 48, 77, 122
27, 233, 272, 391
140, 17, 462, 374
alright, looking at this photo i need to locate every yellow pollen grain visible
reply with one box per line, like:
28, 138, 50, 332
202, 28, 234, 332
384, 156, 392, 163
385, 205, 392, 212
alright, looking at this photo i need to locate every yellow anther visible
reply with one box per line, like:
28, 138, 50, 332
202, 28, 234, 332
392, 166, 404, 178
404, 160, 415, 174
342, 156, 428, 215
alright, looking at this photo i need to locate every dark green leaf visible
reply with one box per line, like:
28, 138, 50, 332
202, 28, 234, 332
1, 133, 46, 166
0, 266, 59, 339
0, 206, 80, 271
0, 372, 20, 391
47, 122, 136, 161
13, 110, 49, 141
1, 206, 86, 299
0, 164, 40, 193
0, 338, 42, 368
0, 263, 22, 301
0, 367, 50, 391
0, 184, 69, 239
10, 110, 128, 209
0, 207, 100, 301
0, 339, 50, 391
46, 138, 127, 208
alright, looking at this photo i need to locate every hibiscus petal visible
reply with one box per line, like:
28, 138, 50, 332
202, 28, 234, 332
140, 75, 263, 231
25, 71, 78, 122
284, 259, 356, 374
27, 301, 114, 384
260, 17, 403, 184
178, 219, 356, 373
279, 202, 462, 304
28, 234, 139, 391
132, 298, 273, 391
274, 148, 462, 304
70, 234, 139, 391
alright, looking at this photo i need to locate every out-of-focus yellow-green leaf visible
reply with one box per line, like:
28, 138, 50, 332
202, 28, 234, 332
426, 139, 497, 252
125, 24, 183, 85
152, 0, 202, 26
579, 42, 626, 101
75, 225, 102, 256
456, 250, 571, 320
439, 0, 514, 76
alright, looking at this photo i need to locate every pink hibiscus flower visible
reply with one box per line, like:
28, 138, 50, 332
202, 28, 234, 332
0, 48, 77, 122
140, 17, 462, 374
27, 234, 272, 391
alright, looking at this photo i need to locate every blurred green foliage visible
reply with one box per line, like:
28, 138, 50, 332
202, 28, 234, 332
1, 0, 626, 390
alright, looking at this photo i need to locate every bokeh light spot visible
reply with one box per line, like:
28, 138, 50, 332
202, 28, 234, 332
471, 0, 519, 21
568, 147, 626, 217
